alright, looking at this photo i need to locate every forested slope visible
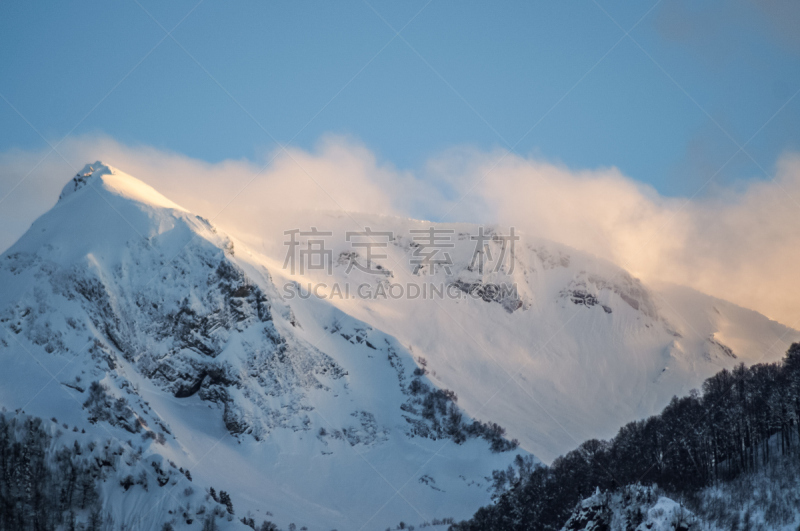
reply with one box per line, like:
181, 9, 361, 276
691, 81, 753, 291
451, 343, 800, 531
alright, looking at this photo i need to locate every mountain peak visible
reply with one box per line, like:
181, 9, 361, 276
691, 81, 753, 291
58, 161, 111, 200
57, 161, 186, 212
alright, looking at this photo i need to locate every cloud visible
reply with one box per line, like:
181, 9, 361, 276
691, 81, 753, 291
0, 134, 441, 247
1, 135, 799, 328
462, 149, 800, 328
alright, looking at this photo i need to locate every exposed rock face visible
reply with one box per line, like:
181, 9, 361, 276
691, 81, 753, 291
452, 279, 524, 313
325, 317, 519, 451
560, 270, 658, 319
2, 213, 347, 441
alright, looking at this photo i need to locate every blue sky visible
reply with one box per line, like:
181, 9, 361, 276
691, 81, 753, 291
1, 0, 800, 197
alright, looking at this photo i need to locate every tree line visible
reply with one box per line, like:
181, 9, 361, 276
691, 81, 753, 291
451, 343, 800, 531
0, 414, 105, 531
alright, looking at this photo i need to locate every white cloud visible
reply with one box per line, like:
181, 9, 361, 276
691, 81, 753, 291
464, 149, 800, 328
1, 135, 798, 327
0, 134, 439, 245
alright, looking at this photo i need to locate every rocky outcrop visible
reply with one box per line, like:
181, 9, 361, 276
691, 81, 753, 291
452, 279, 524, 313
560, 271, 658, 319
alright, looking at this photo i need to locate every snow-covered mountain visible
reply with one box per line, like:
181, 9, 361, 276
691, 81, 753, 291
248, 206, 800, 464
0, 162, 797, 529
0, 163, 523, 530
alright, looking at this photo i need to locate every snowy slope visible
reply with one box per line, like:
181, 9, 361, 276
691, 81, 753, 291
0, 163, 522, 530
0, 162, 797, 529
244, 209, 800, 464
